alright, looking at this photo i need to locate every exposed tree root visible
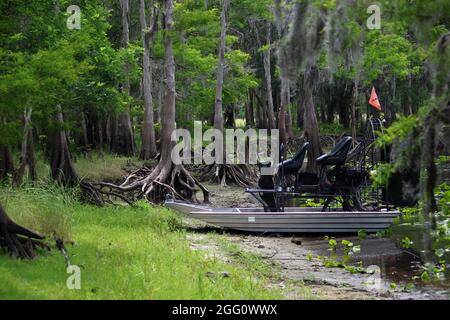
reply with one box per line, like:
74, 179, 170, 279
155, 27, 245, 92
0, 204, 49, 259
201, 164, 257, 187
81, 164, 210, 205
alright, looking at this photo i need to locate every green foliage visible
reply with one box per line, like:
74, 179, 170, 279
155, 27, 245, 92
302, 198, 324, 207
169, 0, 259, 127
401, 236, 413, 249
0, 0, 133, 145
363, 33, 424, 83
73, 153, 147, 182
325, 236, 337, 251
370, 163, 394, 188
375, 115, 417, 147
344, 264, 366, 274
341, 239, 353, 253
418, 262, 446, 282
319, 123, 346, 136
0, 185, 281, 299
357, 229, 367, 240
370, 115, 421, 188
317, 237, 366, 275
436, 183, 450, 216
400, 206, 420, 221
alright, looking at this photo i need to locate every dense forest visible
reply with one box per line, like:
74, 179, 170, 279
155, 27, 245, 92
0, 0, 449, 300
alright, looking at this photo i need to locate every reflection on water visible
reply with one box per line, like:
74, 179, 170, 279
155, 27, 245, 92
304, 217, 450, 298
379, 220, 450, 296
348, 219, 450, 298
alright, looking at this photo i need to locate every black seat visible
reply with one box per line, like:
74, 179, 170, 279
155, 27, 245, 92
279, 142, 309, 175
316, 136, 352, 166
258, 143, 286, 168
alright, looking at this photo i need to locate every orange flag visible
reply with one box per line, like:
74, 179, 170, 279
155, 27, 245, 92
369, 86, 382, 111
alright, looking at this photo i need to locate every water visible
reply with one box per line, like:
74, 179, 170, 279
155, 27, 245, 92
382, 221, 450, 297
289, 205, 449, 298
320, 220, 450, 299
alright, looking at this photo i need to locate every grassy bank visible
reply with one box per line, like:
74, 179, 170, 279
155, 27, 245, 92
0, 185, 281, 299
34, 153, 151, 182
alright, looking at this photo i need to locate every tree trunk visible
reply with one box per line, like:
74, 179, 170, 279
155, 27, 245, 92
200, 0, 255, 187
338, 87, 350, 128
97, 114, 104, 156
326, 94, 334, 123
262, 21, 276, 130
296, 84, 304, 128
80, 112, 89, 149
0, 144, 14, 181
303, 64, 323, 173
139, 0, 157, 160
245, 91, 255, 127
106, 113, 112, 151
224, 105, 235, 128
350, 80, 358, 142
380, 78, 394, 126
278, 77, 289, 146
415, 33, 450, 264
213, 0, 229, 137
260, 90, 270, 129
49, 105, 78, 185
211, 0, 229, 185
254, 90, 262, 128
286, 110, 294, 139
155, 70, 163, 124
285, 80, 294, 139
421, 33, 449, 222
253, 90, 268, 129
405, 74, 413, 115
157, 0, 176, 164
113, 0, 135, 157
13, 108, 37, 186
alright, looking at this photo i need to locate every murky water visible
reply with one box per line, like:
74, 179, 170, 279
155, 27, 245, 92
384, 221, 450, 298
305, 219, 450, 299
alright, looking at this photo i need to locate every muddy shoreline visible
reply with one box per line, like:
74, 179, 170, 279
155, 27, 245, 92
184, 183, 450, 300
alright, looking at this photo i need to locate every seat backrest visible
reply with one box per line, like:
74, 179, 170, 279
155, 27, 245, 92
330, 136, 352, 159
330, 136, 353, 164
315, 136, 352, 166
278, 142, 309, 175
279, 143, 285, 162
292, 142, 309, 163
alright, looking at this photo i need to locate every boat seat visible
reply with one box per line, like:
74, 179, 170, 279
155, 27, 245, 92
257, 143, 286, 169
279, 142, 309, 175
258, 160, 272, 168
316, 136, 352, 166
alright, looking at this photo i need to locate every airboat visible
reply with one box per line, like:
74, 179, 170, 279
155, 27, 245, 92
165, 118, 400, 233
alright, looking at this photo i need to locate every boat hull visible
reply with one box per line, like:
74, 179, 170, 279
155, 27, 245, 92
164, 200, 399, 233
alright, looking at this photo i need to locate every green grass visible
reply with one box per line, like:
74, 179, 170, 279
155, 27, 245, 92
235, 118, 246, 129
0, 186, 281, 299
74, 153, 150, 181
34, 152, 151, 182
318, 123, 346, 136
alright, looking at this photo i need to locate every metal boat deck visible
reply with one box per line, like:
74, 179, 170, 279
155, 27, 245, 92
164, 199, 400, 233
